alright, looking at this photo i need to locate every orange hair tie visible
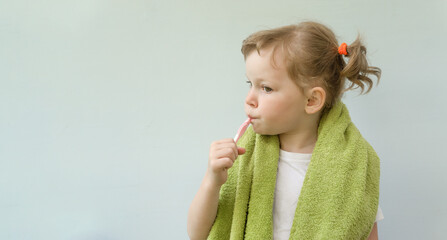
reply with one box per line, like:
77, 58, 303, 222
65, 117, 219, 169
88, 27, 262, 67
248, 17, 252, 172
338, 42, 348, 56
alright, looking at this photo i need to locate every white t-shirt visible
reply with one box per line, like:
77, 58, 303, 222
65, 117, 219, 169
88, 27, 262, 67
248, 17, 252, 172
273, 149, 384, 240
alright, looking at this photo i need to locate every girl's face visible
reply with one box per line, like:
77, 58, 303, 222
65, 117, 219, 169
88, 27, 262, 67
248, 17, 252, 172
244, 47, 309, 136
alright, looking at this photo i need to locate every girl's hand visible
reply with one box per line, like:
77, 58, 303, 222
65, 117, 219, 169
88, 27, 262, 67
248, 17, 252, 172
205, 138, 246, 188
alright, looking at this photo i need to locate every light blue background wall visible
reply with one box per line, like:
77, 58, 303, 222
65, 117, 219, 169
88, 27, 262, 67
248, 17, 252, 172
1, 0, 446, 239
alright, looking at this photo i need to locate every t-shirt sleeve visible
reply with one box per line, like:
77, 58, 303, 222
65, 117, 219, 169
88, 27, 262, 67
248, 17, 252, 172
375, 205, 384, 222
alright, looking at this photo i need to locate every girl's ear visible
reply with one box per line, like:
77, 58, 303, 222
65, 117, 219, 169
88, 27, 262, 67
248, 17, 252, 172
305, 87, 326, 115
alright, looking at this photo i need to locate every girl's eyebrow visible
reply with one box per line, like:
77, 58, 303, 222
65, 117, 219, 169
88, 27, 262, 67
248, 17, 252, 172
245, 74, 268, 83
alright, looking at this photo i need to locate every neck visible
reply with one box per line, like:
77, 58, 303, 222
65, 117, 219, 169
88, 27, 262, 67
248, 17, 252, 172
279, 119, 319, 154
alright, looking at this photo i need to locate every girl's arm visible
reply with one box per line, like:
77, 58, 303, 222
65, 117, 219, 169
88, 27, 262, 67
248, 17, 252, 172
187, 139, 245, 240
367, 222, 378, 240
187, 172, 220, 240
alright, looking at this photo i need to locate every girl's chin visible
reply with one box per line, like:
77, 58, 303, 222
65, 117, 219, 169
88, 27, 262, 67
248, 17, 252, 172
251, 124, 275, 135
251, 123, 260, 133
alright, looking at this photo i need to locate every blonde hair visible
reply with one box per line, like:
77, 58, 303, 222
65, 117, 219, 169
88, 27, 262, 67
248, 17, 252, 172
241, 21, 381, 114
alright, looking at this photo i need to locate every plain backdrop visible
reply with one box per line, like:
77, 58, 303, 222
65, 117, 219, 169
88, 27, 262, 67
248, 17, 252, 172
1, 0, 446, 239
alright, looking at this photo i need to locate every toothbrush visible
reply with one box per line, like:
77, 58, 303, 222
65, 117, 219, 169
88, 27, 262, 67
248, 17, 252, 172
234, 118, 252, 143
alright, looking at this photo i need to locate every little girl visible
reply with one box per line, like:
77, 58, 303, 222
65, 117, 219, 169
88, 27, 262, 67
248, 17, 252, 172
187, 21, 383, 240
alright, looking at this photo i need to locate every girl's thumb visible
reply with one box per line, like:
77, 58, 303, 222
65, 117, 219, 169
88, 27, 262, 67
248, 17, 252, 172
237, 147, 246, 155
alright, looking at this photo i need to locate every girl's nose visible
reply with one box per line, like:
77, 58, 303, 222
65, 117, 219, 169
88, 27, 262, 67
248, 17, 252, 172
245, 89, 258, 108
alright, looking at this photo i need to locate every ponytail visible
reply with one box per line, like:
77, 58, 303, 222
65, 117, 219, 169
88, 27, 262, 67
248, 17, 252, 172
341, 36, 381, 95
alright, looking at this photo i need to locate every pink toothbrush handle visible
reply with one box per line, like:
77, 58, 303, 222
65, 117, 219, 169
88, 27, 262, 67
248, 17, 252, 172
234, 118, 252, 143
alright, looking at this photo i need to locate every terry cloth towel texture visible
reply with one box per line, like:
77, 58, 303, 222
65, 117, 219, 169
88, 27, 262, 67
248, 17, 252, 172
207, 100, 380, 240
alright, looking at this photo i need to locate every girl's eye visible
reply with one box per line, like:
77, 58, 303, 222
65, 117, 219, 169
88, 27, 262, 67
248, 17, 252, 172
246, 81, 272, 93
263, 86, 273, 93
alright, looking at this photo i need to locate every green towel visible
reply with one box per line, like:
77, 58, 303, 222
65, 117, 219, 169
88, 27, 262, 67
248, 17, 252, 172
207, 100, 380, 240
